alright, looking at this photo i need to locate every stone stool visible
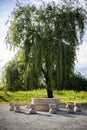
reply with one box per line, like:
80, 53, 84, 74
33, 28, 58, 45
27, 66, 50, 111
25, 102, 30, 109
49, 104, 57, 114
9, 103, 15, 111
66, 102, 74, 113
29, 104, 36, 114
74, 103, 81, 112
14, 102, 21, 112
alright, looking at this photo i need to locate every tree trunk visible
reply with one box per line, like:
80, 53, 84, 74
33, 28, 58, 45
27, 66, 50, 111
47, 89, 53, 98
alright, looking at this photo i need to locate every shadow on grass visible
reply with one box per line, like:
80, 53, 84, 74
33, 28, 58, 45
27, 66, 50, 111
4, 92, 12, 97
0, 95, 9, 102
54, 91, 64, 96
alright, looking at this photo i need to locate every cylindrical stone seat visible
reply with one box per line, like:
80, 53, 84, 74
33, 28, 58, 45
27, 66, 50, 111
49, 104, 57, 114
25, 102, 30, 109
29, 104, 36, 114
9, 103, 15, 111
66, 102, 74, 113
74, 103, 81, 112
14, 102, 21, 112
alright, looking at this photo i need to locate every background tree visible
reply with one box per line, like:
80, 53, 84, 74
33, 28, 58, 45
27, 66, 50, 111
5, 1, 86, 97
2, 61, 21, 91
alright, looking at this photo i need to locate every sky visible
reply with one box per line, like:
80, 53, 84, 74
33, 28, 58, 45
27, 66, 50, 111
0, 0, 87, 82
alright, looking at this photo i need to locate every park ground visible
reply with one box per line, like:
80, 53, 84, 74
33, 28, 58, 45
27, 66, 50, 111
0, 104, 87, 130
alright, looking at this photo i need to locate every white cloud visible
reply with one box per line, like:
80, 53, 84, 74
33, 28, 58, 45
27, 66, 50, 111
18, 0, 60, 7
0, 39, 17, 64
76, 42, 87, 67
75, 42, 87, 77
42, 0, 59, 4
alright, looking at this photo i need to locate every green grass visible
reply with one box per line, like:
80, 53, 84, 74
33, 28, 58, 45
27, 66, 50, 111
0, 89, 87, 104
54, 90, 87, 103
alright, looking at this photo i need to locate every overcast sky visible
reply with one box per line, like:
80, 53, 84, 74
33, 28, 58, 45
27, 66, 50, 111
0, 0, 87, 81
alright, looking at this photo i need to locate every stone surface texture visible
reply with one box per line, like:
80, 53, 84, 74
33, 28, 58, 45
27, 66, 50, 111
32, 98, 60, 111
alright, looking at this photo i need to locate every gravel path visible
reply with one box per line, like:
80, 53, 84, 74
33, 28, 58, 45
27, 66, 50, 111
0, 104, 87, 130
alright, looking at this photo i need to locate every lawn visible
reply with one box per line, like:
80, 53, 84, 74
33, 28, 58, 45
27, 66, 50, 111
0, 89, 87, 104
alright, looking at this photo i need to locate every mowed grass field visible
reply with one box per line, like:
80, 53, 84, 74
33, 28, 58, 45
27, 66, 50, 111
0, 89, 87, 104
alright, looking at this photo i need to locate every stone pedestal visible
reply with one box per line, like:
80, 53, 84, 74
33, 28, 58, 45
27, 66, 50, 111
9, 103, 15, 111
49, 104, 56, 114
29, 104, 36, 114
14, 102, 21, 112
74, 103, 81, 112
66, 102, 74, 113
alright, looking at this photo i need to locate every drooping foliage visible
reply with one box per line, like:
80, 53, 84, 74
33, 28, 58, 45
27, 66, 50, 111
5, 1, 86, 97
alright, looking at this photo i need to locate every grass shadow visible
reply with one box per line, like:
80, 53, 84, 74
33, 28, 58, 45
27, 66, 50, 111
0, 95, 9, 102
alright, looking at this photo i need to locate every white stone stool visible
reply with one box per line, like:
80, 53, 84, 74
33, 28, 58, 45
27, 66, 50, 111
14, 102, 21, 112
74, 103, 81, 112
66, 102, 74, 113
25, 102, 30, 109
29, 104, 36, 114
49, 104, 56, 114
9, 103, 15, 111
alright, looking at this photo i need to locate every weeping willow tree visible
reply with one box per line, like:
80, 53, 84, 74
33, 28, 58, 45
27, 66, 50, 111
6, 1, 86, 97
